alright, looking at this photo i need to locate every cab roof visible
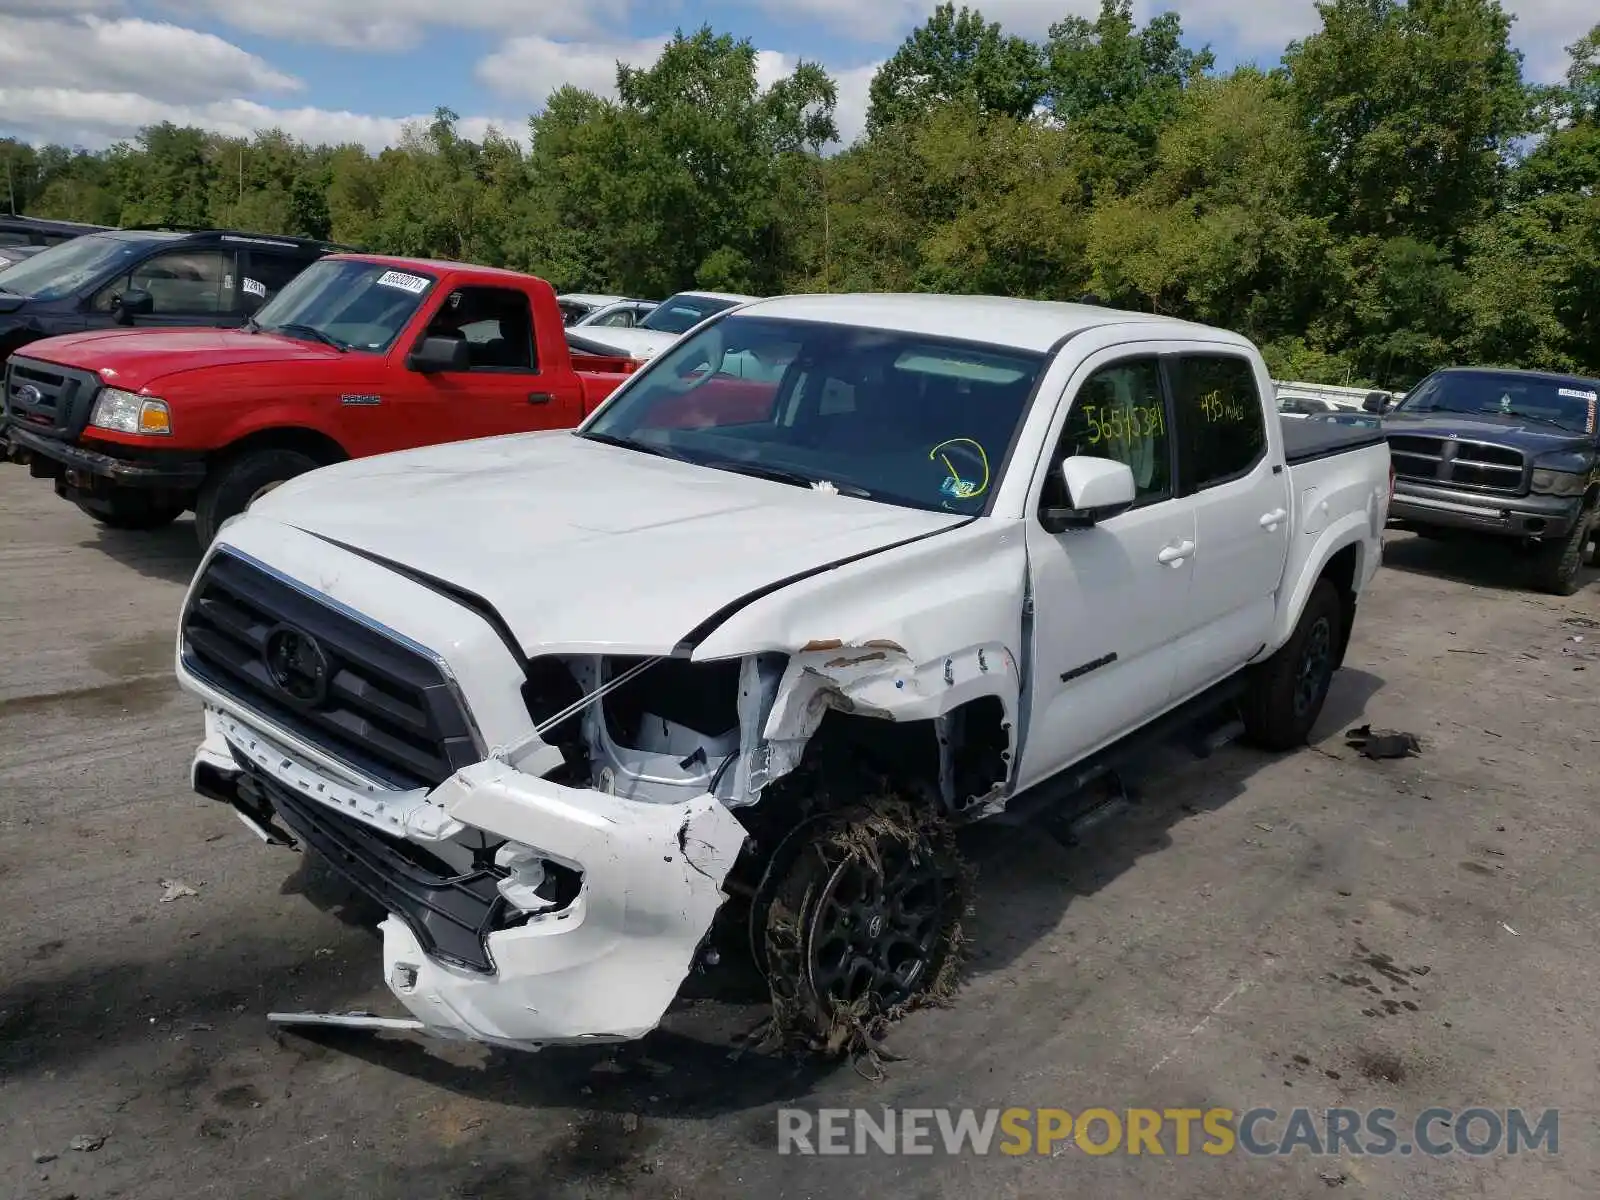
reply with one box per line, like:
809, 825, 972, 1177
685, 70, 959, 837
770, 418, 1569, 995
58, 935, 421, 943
734, 292, 1225, 355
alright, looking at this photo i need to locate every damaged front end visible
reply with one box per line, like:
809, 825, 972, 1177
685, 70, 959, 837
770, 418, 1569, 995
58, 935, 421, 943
180, 549, 1022, 1050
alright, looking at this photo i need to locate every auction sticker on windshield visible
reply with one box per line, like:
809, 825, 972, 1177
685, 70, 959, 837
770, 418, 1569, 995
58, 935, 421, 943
376, 270, 430, 294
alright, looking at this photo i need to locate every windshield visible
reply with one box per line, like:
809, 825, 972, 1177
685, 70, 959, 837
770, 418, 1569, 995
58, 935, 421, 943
580, 315, 1047, 514
0, 233, 150, 300
1396, 370, 1599, 434
639, 293, 741, 335
251, 259, 434, 352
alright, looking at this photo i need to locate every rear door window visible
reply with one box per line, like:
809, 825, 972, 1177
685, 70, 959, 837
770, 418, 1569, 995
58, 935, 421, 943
1169, 353, 1267, 492
241, 251, 316, 308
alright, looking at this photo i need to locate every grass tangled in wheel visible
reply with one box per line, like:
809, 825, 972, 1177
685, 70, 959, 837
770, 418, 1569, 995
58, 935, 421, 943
757, 796, 972, 1059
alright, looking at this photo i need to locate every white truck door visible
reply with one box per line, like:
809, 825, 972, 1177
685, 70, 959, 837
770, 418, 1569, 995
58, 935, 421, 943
1165, 348, 1292, 699
1017, 351, 1199, 791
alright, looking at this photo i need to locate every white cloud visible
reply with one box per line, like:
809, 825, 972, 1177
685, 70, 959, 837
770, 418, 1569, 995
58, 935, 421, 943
0, 88, 519, 154
736, 0, 1594, 79
162, 0, 631, 53
476, 34, 672, 103
0, 14, 300, 105
0, 10, 507, 150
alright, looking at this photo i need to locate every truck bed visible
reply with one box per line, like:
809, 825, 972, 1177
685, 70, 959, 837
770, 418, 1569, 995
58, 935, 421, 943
1279, 416, 1386, 465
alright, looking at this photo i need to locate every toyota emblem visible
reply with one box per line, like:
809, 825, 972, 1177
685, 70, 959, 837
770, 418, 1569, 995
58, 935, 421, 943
264, 624, 330, 706
15, 383, 42, 407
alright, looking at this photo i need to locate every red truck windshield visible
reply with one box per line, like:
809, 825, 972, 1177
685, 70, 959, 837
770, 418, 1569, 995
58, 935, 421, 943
252, 259, 436, 353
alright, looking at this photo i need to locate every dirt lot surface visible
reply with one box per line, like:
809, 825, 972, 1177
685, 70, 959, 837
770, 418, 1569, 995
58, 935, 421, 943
4, 469, 1599, 1200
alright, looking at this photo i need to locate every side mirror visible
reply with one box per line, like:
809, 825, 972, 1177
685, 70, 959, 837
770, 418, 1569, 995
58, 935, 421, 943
113, 288, 154, 324
1362, 391, 1390, 414
1040, 456, 1137, 533
407, 335, 471, 374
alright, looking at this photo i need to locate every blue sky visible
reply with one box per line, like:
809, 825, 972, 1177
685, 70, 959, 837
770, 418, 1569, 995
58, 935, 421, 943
0, 1, 1592, 152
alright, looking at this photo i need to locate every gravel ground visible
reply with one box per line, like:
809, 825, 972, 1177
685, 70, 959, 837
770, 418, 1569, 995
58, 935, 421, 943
2, 468, 1598, 1200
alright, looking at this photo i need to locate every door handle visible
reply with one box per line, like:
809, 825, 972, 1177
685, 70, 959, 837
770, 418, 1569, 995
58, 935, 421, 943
1260, 508, 1288, 530
527, 391, 553, 404
1157, 539, 1195, 566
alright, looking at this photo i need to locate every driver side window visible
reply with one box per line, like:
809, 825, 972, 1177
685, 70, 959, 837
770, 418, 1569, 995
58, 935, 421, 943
92, 249, 234, 315
1043, 357, 1172, 510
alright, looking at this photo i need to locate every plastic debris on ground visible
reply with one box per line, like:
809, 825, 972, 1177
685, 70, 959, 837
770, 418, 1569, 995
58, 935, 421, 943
1344, 725, 1423, 760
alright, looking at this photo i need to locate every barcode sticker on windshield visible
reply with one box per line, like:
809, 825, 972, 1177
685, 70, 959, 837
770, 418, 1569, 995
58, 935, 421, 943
1559, 388, 1597, 401
376, 270, 429, 294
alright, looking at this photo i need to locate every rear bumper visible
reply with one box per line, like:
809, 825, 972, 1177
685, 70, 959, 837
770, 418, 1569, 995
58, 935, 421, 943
186, 703, 749, 1050
4, 421, 207, 488
1389, 481, 1580, 538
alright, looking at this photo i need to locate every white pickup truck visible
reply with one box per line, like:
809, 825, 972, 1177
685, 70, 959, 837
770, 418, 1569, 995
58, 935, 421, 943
174, 295, 1391, 1052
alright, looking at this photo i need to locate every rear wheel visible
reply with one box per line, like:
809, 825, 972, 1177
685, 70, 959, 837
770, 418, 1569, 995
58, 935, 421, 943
194, 448, 319, 547
1240, 581, 1343, 751
73, 489, 185, 531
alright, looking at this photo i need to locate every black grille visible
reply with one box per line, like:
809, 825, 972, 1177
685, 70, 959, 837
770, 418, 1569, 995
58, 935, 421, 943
181, 549, 481, 790
246, 761, 503, 973
1387, 434, 1526, 494
4, 356, 102, 438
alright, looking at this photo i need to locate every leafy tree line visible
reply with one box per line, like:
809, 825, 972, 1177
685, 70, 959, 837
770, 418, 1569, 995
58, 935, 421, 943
3, 1, 1598, 388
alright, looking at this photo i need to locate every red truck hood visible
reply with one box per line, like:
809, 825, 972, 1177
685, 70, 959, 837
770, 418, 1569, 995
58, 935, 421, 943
24, 328, 341, 390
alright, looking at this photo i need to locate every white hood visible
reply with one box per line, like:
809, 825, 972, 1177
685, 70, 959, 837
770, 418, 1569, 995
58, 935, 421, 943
246, 431, 965, 657
568, 326, 678, 360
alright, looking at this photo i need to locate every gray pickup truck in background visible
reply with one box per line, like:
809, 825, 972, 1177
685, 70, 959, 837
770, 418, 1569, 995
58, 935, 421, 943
1382, 366, 1600, 594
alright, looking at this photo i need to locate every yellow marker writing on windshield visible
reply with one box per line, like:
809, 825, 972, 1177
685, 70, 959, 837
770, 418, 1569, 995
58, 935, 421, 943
929, 437, 991, 500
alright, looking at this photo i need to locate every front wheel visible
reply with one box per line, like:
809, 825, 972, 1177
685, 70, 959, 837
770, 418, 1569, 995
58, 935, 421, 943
1240, 581, 1343, 751
1531, 506, 1594, 596
194, 448, 319, 548
759, 798, 968, 1054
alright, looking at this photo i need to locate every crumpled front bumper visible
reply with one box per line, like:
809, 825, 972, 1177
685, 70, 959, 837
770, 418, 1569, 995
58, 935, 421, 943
190, 706, 749, 1049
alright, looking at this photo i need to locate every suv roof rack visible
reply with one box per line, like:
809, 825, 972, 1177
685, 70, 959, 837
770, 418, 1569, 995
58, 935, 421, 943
119, 224, 354, 250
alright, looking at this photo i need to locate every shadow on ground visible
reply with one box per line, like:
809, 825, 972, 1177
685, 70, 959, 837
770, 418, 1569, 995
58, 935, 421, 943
2, 666, 1389, 1133
1380, 529, 1596, 595
83, 517, 204, 586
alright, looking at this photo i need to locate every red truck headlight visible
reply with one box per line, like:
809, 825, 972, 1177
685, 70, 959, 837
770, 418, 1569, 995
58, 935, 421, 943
89, 388, 171, 436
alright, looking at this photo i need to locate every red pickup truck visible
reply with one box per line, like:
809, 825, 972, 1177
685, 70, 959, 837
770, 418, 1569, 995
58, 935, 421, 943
2, 255, 638, 546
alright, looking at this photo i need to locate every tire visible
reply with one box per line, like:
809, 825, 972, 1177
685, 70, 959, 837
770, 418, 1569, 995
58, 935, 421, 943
194, 448, 319, 547
1531, 506, 1594, 597
759, 798, 968, 1054
1240, 580, 1343, 752
73, 490, 185, 531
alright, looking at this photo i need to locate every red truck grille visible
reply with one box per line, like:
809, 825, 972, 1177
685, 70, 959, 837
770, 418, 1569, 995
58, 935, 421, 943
4, 357, 102, 438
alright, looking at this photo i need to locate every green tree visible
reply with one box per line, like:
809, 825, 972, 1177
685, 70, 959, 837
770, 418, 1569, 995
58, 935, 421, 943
865, 4, 1044, 135
1284, 0, 1529, 247
1043, 0, 1214, 195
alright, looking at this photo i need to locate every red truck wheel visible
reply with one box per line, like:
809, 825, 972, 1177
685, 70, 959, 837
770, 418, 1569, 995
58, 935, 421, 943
195, 449, 319, 547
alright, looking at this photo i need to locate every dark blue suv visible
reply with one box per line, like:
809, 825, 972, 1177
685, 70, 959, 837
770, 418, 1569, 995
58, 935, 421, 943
0, 226, 349, 365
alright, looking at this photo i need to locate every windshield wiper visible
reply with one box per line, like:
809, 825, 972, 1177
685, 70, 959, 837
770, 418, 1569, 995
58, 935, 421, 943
1502, 409, 1575, 431
702, 459, 873, 498
274, 322, 348, 352
579, 430, 697, 464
